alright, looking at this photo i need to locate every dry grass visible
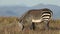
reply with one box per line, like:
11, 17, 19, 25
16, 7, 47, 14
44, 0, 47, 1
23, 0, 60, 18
0, 17, 60, 34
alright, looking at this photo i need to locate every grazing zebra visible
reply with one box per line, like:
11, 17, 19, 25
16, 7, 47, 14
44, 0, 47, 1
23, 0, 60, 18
19, 8, 53, 30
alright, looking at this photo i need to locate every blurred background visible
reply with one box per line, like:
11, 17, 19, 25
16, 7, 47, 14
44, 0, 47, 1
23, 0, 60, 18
0, 0, 60, 34
0, 0, 60, 19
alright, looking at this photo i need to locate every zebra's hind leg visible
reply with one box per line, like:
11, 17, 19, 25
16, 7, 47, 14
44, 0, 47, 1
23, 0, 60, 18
44, 21, 49, 30
30, 22, 35, 30
22, 25, 24, 30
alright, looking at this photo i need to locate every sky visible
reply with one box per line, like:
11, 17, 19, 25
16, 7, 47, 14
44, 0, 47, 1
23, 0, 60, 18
0, 0, 60, 7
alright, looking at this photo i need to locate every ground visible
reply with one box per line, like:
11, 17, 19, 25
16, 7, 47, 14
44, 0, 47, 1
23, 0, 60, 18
0, 17, 60, 34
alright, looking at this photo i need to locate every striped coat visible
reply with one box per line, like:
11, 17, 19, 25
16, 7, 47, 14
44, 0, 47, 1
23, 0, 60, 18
19, 8, 53, 30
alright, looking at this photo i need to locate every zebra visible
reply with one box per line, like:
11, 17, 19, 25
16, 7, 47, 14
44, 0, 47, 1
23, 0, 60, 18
19, 8, 53, 30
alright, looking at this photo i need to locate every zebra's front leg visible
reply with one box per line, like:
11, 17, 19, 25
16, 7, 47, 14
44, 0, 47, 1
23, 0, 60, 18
44, 21, 49, 30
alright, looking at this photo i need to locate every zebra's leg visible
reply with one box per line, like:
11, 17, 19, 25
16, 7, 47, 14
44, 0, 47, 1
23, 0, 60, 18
44, 21, 49, 30
30, 22, 35, 30
22, 25, 24, 30
46, 21, 49, 30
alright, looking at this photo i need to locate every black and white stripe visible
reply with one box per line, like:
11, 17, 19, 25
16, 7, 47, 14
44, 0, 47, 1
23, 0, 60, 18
41, 11, 52, 21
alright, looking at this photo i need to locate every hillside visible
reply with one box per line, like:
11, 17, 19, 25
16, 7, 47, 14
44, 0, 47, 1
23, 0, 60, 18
0, 4, 60, 18
0, 17, 60, 34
